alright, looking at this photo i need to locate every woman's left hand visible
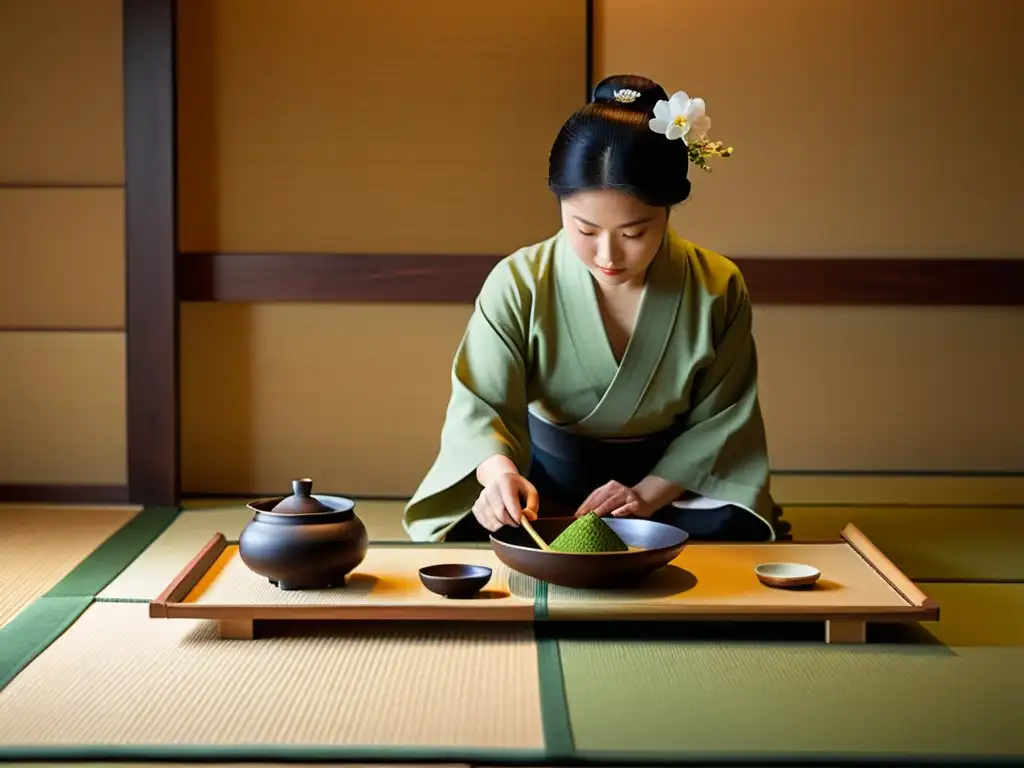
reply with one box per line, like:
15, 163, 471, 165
575, 480, 653, 519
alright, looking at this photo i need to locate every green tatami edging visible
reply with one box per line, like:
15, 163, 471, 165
533, 578, 575, 761
0, 596, 92, 693
0, 507, 180, 694
44, 507, 180, 598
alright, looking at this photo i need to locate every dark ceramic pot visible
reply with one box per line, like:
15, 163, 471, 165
239, 478, 368, 590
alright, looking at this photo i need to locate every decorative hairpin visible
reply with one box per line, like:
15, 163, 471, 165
613, 88, 641, 104
648, 90, 733, 172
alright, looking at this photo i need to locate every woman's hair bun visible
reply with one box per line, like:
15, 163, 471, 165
590, 74, 668, 114
547, 73, 692, 207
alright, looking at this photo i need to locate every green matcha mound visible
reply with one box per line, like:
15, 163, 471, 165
549, 512, 629, 553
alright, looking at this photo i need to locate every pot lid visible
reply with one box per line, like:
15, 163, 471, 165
270, 478, 335, 515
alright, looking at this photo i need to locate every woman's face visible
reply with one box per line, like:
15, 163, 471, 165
560, 189, 668, 289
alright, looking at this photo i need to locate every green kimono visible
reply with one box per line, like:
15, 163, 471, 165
402, 227, 776, 542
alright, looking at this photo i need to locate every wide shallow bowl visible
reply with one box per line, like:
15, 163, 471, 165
754, 562, 821, 589
418, 563, 493, 599
489, 516, 688, 589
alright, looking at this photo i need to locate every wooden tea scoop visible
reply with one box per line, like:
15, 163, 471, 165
520, 513, 551, 551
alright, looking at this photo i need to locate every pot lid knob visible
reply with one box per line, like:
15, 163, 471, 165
270, 478, 333, 515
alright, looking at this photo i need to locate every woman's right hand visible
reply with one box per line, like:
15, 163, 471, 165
472, 472, 539, 532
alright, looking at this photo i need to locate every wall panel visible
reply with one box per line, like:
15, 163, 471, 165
0, 189, 125, 329
181, 303, 1023, 497
594, 0, 1024, 257
0, 332, 127, 485
0, 0, 124, 184
755, 306, 1024, 472
180, 302, 472, 495
176, 0, 586, 255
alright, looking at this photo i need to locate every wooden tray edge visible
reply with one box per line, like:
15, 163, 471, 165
841, 523, 939, 620
544, 604, 936, 623
162, 602, 537, 622
149, 533, 228, 619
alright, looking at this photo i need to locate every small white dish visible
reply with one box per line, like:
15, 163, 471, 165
754, 562, 821, 589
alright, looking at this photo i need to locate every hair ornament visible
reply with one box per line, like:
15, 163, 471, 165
649, 90, 733, 171
613, 88, 641, 104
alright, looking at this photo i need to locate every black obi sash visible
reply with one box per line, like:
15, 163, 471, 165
525, 409, 684, 518
521, 410, 770, 541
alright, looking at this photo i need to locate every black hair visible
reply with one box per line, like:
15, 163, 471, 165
547, 74, 691, 207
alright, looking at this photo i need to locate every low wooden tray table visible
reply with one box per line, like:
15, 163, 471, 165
149, 524, 938, 644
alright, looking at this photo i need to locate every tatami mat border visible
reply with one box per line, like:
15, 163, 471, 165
0, 745, 1018, 766
43, 507, 181, 598
0, 745, 546, 764
534, 578, 576, 761
0, 508, 181, 694
568, 751, 1024, 766
0, 596, 92, 692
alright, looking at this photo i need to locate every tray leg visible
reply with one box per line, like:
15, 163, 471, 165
826, 619, 866, 644
218, 618, 255, 640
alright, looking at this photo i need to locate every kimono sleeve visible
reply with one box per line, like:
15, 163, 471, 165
402, 258, 534, 541
650, 272, 775, 521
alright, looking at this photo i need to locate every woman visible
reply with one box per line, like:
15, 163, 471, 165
403, 74, 777, 543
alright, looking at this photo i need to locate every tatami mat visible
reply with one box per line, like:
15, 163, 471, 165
916, 582, 1024, 647
560, 640, 1024, 759
0, 602, 544, 754
783, 505, 1024, 581
770, 473, 1024, 506
98, 508, 254, 601
0, 505, 136, 628
99, 501, 408, 601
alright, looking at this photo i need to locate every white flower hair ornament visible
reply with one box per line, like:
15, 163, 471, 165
649, 90, 733, 172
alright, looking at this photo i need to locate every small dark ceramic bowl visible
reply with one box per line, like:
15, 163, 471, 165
418, 564, 493, 599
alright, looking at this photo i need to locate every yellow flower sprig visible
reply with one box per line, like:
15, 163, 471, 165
687, 137, 734, 172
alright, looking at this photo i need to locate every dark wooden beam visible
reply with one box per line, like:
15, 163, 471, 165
0, 484, 131, 505
735, 257, 1024, 305
123, 0, 180, 506
178, 253, 502, 303
584, 0, 594, 101
177, 252, 1024, 306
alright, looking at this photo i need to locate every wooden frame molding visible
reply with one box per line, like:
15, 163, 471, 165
123, 0, 180, 506
584, 0, 594, 104
177, 252, 1024, 305
0, 485, 131, 505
